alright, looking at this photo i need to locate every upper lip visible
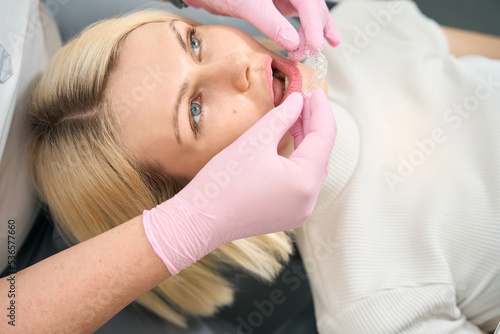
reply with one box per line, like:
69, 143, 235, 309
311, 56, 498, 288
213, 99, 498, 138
264, 56, 302, 107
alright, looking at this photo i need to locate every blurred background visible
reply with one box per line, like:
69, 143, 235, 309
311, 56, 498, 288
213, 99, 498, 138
410, 0, 500, 36
44, 0, 500, 43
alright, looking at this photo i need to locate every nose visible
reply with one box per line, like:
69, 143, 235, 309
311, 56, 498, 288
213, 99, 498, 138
201, 51, 250, 93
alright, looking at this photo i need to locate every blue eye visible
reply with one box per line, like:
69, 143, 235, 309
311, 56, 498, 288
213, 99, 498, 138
191, 37, 200, 57
190, 101, 201, 126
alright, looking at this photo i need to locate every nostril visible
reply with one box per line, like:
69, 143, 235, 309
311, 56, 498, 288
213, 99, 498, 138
245, 67, 250, 89
229, 52, 250, 92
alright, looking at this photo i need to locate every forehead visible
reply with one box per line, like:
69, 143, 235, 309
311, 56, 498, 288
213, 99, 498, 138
120, 21, 173, 64
112, 20, 195, 95
104, 21, 185, 159
109, 20, 189, 98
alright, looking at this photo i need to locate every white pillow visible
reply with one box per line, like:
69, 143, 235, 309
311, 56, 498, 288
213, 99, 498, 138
0, 0, 61, 272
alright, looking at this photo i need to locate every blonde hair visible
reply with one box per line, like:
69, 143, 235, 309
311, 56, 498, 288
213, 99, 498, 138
29, 10, 293, 327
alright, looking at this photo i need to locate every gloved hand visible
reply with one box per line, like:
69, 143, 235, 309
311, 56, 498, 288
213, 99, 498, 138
143, 89, 336, 275
181, 0, 341, 59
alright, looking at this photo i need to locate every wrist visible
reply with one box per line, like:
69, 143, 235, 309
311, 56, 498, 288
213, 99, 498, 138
142, 196, 223, 275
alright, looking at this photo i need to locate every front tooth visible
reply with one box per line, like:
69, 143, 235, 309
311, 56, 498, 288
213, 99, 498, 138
285, 76, 289, 90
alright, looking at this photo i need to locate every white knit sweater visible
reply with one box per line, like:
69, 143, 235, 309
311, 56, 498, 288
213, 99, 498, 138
295, 2, 500, 333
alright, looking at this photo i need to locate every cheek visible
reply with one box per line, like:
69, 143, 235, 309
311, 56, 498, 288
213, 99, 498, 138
219, 103, 294, 158
216, 111, 261, 146
212, 97, 268, 142
296, 62, 329, 96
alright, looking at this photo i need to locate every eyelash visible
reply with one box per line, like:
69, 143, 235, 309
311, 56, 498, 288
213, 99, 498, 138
190, 95, 203, 138
188, 26, 201, 60
188, 26, 204, 138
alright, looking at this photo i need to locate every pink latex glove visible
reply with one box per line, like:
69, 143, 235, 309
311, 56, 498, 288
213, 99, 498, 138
143, 89, 336, 275
181, 0, 341, 59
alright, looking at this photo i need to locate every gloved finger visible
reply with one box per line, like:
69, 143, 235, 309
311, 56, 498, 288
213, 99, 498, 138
249, 1, 300, 51
289, 95, 313, 149
302, 96, 312, 136
295, 0, 327, 50
242, 92, 304, 148
289, 117, 304, 149
324, 15, 342, 47
289, 89, 336, 171
288, 25, 307, 62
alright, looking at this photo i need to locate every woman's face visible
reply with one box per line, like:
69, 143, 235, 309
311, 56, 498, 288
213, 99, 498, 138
106, 20, 327, 182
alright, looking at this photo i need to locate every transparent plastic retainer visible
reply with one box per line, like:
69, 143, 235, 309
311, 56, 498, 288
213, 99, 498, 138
288, 44, 328, 97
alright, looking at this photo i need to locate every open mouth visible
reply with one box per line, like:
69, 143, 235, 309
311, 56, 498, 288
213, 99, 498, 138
271, 67, 288, 107
267, 57, 302, 107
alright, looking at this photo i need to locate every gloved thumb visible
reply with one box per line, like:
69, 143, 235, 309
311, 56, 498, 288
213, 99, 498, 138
290, 89, 336, 172
242, 92, 304, 149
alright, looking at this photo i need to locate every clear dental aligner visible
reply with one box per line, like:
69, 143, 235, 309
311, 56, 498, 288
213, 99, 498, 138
289, 44, 328, 97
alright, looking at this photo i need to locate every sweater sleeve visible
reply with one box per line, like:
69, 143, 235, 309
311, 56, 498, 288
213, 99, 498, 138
320, 284, 484, 334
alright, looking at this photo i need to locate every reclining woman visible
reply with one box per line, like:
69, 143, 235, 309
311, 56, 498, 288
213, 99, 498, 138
29, 9, 329, 328
30, 1, 500, 333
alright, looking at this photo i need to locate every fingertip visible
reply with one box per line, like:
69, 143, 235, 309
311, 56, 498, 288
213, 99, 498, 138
325, 30, 342, 47
310, 88, 328, 104
303, 36, 325, 53
273, 92, 304, 122
287, 91, 304, 103
325, 17, 342, 47
300, 19, 327, 51
282, 95, 303, 128
279, 92, 304, 112
289, 25, 327, 62
276, 26, 300, 52
288, 27, 307, 62
262, 93, 305, 145
288, 51, 306, 63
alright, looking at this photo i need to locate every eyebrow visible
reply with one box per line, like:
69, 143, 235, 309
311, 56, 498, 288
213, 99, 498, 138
173, 81, 189, 145
170, 20, 187, 53
169, 21, 189, 145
